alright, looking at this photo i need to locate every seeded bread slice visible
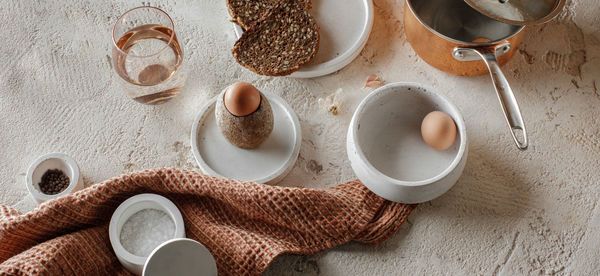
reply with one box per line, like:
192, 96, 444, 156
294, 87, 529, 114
227, 0, 311, 30
232, 0, 320, 76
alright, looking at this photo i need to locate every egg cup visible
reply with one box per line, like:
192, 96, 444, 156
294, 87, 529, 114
216, 88, 274, 149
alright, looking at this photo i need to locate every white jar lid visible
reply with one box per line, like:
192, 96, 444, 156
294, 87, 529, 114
143, 238, 217, 276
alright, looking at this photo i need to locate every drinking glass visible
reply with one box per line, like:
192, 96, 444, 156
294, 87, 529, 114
112, 7, 185, 104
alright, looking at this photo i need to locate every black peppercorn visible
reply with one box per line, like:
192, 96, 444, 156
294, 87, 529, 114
38, 169, 70, 195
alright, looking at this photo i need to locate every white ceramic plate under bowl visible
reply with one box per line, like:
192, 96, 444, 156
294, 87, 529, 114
191, 89, 301, 184
232, 0, 374, 78
347, 82, 468, 203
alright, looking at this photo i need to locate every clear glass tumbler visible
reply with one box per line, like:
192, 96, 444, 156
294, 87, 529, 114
112, 7, 185, 105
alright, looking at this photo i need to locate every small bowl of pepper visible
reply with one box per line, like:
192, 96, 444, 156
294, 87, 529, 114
26, 153, 83, 204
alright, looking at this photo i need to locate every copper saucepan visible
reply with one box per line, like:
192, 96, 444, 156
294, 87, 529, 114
404, 0, 528, 150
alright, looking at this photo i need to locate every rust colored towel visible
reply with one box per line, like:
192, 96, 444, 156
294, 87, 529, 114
0, 168, 415, 275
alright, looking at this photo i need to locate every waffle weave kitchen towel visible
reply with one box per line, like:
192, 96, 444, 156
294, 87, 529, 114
0, 168, 415, 275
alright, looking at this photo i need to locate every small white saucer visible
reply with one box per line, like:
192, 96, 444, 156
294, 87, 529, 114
233, 0, 374, 78
191, 90, 301, 184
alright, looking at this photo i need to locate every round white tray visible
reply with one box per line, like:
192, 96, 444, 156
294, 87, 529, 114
233, 0, 374, 78
191, 90, 301, 184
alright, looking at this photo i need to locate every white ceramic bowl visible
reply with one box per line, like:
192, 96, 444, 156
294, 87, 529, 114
26, 153, 83, 204
109, 194, 186, 275
347, 82, 468, 203
143, 238, 218, 276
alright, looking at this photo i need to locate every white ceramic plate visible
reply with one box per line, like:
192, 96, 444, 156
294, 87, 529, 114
191, 90, 301, 184
232, 0, 374, 78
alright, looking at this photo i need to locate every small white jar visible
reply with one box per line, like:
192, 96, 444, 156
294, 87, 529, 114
26, 153, 83, 204
109, 194, 186, 275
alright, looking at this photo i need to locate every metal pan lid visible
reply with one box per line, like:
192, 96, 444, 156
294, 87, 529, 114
463, 0, 565, 25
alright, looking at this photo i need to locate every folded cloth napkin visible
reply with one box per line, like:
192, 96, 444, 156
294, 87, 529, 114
0, 168, 415, 275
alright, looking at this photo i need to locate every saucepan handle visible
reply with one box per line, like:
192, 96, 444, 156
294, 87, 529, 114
454, 45, 528, 150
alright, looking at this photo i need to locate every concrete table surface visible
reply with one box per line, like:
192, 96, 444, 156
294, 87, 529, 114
1, 0, 599, 274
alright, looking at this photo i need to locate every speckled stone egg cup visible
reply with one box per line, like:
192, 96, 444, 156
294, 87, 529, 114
215, 91, 274, 149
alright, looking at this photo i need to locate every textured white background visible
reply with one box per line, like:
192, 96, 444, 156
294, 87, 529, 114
1, 0, 599, 274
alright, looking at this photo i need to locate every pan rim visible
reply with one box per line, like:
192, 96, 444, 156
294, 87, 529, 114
405, 0, 525, 46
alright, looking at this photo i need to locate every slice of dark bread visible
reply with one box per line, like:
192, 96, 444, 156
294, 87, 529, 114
232, 0, 319, 76
227, 0, 311, 30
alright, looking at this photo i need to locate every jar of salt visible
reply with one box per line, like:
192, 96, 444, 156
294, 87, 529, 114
120, 209, 175, 257
109, 194, 185, 275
